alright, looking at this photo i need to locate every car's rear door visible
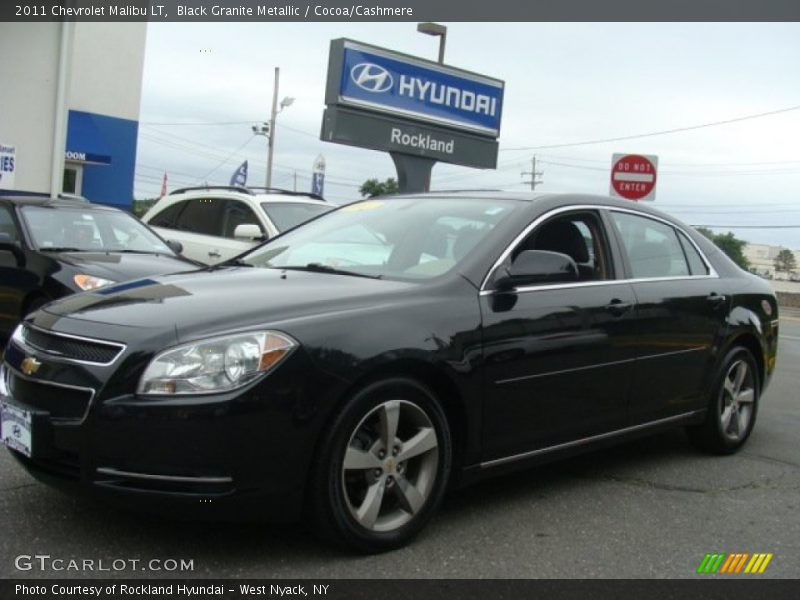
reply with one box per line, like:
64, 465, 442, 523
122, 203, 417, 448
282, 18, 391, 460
606, 209, 729, 424
479, 208, 638, 463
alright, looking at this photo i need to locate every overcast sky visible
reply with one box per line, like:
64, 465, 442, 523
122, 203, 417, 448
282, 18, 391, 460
135, 22, 800, 248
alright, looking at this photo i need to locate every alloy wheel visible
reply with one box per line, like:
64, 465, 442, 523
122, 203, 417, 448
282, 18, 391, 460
341, 399, 439, 533
719, 359, 755, 442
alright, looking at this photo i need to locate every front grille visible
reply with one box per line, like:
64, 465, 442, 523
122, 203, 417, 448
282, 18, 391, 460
22, 326, 123, 365
7, 371, 93, 420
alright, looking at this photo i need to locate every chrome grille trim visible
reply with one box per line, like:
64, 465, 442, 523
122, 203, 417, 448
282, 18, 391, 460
19, 323, 126, 366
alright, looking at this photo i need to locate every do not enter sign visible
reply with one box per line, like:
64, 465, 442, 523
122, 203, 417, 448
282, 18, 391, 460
610, 154, 658, 201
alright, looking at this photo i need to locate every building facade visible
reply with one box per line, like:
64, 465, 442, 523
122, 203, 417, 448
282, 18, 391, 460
744, 243, 800, 280
0, 23, 146, 208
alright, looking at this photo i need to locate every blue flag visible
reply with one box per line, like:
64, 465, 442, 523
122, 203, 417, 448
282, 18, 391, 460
230, 160, 248, 186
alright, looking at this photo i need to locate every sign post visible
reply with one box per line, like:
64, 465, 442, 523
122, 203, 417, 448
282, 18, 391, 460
321, 39, 504, 193
610, 153, 658, 201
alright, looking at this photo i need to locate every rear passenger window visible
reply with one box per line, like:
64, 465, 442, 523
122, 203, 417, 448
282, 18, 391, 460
677, 231, 709, 276
174, 198, 225, 237
610, 212, 689, 279
148, 201, 186, 229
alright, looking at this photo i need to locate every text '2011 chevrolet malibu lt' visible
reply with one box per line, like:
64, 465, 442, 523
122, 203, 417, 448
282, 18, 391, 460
0, 192, 779, 552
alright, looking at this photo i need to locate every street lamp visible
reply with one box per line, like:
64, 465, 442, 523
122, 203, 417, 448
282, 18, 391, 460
259, 67, 294, 189
417, 22, 447, 64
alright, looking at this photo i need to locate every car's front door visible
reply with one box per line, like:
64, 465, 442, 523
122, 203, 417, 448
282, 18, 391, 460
607, 209, 729, 424
479, 209, 638, 462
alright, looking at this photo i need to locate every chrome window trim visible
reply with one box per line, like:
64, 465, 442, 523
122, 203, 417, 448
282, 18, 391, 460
480, 410, 704, 469
19, 323, 126, 367
3, 364, 96, 424
95, 467, 232, 484
479, 204, 718, 293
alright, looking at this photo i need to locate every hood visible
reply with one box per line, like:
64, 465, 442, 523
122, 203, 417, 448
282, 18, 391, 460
54, 251, 197, 283
42, 266, 419, 340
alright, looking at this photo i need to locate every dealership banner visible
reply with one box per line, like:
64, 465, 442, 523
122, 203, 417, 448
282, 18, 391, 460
0, 143, 16, 190
3, 0, 799, 21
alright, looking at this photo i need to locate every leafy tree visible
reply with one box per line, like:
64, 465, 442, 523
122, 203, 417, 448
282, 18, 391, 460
774, 248, 797, 274
696, 227, 750, 270
359, 178, 399, 198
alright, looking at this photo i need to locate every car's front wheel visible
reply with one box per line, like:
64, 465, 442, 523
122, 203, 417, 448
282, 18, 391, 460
309, 378, 452, 553
687, 346, 760, 454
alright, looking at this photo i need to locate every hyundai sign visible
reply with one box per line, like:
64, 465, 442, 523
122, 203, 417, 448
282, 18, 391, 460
326, 39, 504, 138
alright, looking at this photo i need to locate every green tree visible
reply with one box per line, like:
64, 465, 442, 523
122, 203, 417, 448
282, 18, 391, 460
359, 177, 399, 198
696, 227, 750, 270
774, 248, 797, 274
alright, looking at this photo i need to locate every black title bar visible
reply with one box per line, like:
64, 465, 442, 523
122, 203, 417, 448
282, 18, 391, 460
3, 0, 800, 22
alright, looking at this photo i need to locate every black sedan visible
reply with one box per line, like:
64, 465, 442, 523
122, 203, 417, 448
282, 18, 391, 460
0, 192, 779, 552
0, 196, 197, 340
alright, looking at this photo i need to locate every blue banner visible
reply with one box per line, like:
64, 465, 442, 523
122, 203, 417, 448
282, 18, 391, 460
337, 43, 504, 137
230, 159, 248, 186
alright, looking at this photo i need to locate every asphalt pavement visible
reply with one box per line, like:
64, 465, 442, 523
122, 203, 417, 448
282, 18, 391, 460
1, 314, 798, 579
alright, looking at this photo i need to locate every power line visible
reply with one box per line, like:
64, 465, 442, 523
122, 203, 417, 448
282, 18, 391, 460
140, 120, 257, 126
501, 103, 800, 152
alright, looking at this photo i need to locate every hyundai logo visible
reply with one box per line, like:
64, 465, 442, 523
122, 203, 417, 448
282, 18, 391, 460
350, 63, 393, 93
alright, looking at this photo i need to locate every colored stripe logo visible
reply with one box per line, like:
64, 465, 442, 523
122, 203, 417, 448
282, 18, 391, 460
697, 553, 773, 574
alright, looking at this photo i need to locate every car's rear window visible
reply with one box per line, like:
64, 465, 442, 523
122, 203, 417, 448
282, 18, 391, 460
260, 202, 332, 232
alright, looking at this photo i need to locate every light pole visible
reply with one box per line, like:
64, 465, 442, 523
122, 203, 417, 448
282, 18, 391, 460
417, 22, 447, 64
253, 67, 294, 189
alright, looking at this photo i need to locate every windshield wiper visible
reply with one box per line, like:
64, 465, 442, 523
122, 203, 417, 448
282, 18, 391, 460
106, 249, 169, 255
38, 247, 83, 253
279, 263, 383, 279
217, 258, 254, 268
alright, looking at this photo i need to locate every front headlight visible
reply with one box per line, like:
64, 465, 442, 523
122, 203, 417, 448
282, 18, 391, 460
137, 331, 297, 395
74, 274, 115, 291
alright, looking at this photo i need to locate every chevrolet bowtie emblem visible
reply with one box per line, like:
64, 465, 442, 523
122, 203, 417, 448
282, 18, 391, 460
21, 356, 41, 376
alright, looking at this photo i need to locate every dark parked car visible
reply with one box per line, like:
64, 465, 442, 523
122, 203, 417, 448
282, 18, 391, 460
0, 192, 779, 552
0, 196, 197, 340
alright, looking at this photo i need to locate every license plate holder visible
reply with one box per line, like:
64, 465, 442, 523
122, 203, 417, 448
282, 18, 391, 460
2, 402, 33, 458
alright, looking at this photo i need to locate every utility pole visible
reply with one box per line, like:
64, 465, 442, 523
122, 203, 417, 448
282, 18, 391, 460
266, 66, 280, 189
522, 155, 544, 190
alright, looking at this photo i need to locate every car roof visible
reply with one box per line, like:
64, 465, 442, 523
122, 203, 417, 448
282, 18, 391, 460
166, 185, 327, 205
375, 190, 676, 219
1, 196, 123, 212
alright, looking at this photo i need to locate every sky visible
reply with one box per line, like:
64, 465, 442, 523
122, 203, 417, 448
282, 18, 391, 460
135, 22, 800, 248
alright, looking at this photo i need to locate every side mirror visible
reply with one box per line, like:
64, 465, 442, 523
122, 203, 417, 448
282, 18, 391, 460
234, 223, 265, 241
166, 239, 183, 255
0, 241, 25, 268
494, 250, 578, 290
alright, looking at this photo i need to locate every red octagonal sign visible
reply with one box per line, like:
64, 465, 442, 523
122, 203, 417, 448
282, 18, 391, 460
610, 154, 658, 201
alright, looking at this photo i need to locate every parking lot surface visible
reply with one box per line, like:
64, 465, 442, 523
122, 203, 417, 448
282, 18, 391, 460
1, 314, 798, 579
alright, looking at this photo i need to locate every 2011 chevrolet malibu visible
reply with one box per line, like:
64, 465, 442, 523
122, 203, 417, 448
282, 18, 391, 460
0, 192, 779, 552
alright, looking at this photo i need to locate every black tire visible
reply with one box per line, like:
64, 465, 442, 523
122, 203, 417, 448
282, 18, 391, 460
686, 346, 760, 455
308, 378, 452, 553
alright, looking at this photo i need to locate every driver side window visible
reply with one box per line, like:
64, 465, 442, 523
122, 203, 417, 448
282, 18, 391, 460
513, 211, 613, 282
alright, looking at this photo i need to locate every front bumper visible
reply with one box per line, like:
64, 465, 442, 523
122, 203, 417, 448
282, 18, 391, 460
1, 326, 331, 522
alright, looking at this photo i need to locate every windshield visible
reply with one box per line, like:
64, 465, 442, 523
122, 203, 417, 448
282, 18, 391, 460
260, 201, 332, 232
21, 206, 174, 254
242, 197, 518, 280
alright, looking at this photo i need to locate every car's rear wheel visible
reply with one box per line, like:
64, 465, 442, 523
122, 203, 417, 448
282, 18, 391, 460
309, 378, 452, 553
687, 346, 759, 454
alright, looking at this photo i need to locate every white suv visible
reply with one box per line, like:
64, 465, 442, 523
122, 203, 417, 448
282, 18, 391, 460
142, 186, 331, 265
